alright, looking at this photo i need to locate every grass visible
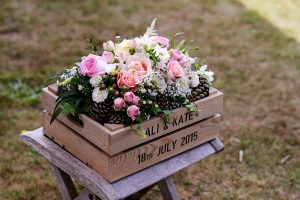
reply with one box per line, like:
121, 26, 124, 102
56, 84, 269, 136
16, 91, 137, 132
1, 0, 300, 199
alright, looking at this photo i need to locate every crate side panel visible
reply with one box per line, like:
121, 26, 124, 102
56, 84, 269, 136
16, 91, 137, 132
42, 88, 110, 152
109, 91, 223, 154
43, 112, 111, 180
108, 114, 221, 182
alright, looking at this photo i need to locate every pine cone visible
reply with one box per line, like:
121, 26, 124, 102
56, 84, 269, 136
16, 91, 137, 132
188, 77, 209, 102
89, 98, 113, 124
156, 94, 169, 110
108, 112, 124, 124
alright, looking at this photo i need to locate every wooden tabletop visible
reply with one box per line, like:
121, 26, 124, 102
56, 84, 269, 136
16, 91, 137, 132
20, 128, 224, 200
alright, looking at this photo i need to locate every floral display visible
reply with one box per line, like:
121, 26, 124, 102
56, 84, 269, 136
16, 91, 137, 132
51, 19, 214, 137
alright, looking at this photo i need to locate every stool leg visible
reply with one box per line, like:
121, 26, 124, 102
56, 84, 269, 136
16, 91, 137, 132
49, 162, 78, 200
158, 176, 180, 200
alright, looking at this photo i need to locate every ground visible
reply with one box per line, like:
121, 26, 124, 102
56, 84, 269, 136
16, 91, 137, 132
0, 0, 300, 199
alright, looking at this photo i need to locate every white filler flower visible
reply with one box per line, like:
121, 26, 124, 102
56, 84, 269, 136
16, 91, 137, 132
92, 88, 108, 103
90, 76, 102, 87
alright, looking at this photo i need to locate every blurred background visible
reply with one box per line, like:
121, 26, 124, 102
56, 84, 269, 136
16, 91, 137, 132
0, 0, 300, 199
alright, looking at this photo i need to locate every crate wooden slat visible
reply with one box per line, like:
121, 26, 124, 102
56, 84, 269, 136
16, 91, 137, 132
42, 84, 223, 155
43, 111, 221, 182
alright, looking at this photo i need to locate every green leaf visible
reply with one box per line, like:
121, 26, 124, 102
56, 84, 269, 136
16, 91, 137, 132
50, 107, 62, 124
60, 102, 76, 115
162, 109, 172, 123
185, 103, 198, 112
132, 124, 148, 139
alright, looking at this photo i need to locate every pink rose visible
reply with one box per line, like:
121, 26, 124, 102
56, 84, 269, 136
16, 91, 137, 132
117, 70, 140, 89
103, 40, 114, 51
127, 105, 140, 120
80, 54, 107, 77
170, 49, 183, 61
124, 92, 134, 102
102, 51, 114, 64
114, 97, 126, 109
132, 96, 140, 105
167, 60, 184, 79
125, 54, 152, 79
151, 36, 169, 48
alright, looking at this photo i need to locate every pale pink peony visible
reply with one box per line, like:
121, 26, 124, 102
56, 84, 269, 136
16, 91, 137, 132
103, 40, 115, 51
127, 105, 140, 120
167, 60, 184, 79
117, 70, 140, 89
102, 51, 114, 64
126, 54, 152, 78
151, 36, 170, 48
124, 92, 135, 102
132, 95, 140, 105
80, 54, 107, 77
114, 97, 126, 108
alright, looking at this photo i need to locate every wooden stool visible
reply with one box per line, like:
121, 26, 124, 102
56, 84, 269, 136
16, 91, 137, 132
20, 128, 224, 200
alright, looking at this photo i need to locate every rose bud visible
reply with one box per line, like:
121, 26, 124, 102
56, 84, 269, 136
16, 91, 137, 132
127, 105, 140, 120
114, 97, 126, 109
124, 92, 135, 102
132, 96, 140, 105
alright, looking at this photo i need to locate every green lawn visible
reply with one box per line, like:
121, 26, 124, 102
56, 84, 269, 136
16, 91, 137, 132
1, 0, 300, 199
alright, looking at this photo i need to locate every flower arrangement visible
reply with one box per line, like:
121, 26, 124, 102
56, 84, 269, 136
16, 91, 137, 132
51, 19, 214, 138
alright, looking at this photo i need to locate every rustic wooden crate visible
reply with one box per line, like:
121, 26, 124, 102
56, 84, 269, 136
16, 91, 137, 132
42, 84, 223, 155
43, 111, 221, 182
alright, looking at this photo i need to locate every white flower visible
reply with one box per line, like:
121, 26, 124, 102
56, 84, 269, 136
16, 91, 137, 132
134, 36, 155, 50
67, 66, 78, 76
176, 77, 191, 95
140, 88, 147, 93
154, 45, 170, 64
92, 88, 108, 103
189, 72, 200, 88
78, 85, 83, 91
106, 64, 117, 74
147, 72, 167, 93
103, 40, 115, 51
197, 65, 214, 82
90, 76, 102, 87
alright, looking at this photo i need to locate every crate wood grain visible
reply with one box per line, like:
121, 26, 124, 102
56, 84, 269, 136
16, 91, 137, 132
42, 84, 223, 155
43, 112, 221, 182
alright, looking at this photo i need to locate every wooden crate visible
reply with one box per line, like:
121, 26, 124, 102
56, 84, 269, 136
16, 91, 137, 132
43, 111, 221, 182
42, 84, 223, 155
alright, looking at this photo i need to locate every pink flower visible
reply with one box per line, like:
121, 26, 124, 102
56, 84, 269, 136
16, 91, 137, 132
117, 70, 140, 89
125, 54, 152, 79
170, 49, 183, 61
167, 60, 184, 79
179, 56, 189, 66
103, 40, 114, 51
102, 51, 114, 64
132, 96, 140, 105
151, 36, 169, 48
80, 54, 107, 77
127, 105, 140, 120
114, 97, 126, 108
124, 92, 135, 102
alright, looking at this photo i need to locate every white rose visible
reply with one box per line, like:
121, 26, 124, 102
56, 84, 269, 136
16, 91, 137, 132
92, 88, 108, 103
90, 76, 102, 87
